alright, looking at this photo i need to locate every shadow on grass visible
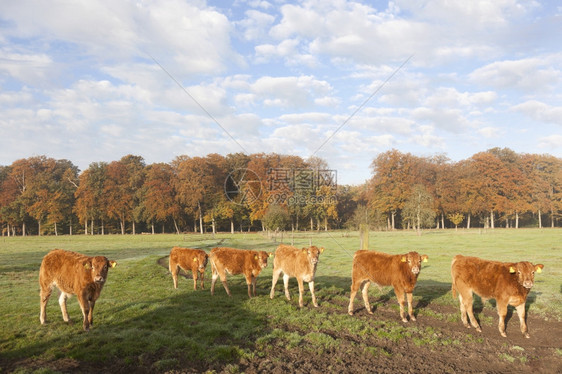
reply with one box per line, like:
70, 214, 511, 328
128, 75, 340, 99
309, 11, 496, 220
2, 289, 270, 373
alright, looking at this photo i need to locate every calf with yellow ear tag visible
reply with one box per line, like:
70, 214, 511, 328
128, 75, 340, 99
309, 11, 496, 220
169, 247, 209, 290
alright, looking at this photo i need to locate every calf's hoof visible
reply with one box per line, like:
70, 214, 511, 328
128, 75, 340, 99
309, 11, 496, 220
348, 311, 354, 316
524, 333, 530, 339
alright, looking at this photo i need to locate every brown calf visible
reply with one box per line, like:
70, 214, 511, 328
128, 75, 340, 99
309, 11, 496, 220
209, 247, 272, 298
451, 255, 544, 338
269, 244, 324, 308
39, 249, 116, 331
348, 250, 428, 322
169, 247, 208, 290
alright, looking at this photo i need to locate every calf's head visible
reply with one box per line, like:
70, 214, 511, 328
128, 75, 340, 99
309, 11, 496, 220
400, 252, 428, 275
194, 253, 208, 272
510, 262, 544, 289
302, 246, 324, 265
255, 251, 273, 268
84, 256, 117, 284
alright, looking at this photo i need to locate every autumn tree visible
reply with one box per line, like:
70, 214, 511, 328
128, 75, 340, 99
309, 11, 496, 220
74, 162, 107, 234
402, 184, 436, 233
143, 162, 181, 234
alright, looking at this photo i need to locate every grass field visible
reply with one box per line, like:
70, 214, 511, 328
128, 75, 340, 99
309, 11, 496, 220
0, 229, 561, 373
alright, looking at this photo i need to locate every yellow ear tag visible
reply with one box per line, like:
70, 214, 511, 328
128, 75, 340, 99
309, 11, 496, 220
320, 247, 325, 253
401, 257, 406, 263
193, 257, 198, 262
84, 263, 91, 270
254, 255, 258, 260
110, 261, 117, 268
268, 253, 273, 258
423, 257, 428, 263
509, 266, 516, 273
536, 267, 542, 274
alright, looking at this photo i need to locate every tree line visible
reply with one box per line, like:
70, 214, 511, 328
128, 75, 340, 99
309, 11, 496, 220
0, 148, 560, 236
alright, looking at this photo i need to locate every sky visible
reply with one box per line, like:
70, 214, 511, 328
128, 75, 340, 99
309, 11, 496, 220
0, 0, 561, 185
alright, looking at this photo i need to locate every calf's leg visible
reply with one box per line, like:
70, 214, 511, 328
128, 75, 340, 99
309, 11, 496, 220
192, 267, 199, 291
270, 268, 282, 299
394, 287, 408, 322
78, 293, 91, 331
283, 273, 291, 301
39, 286, 52, 324
463, 290, 481, 332
497, 301, 508, 338
406, 292, 416, 321
170, 264, 179, 289
88, 300, 96, 326
348, 278, 360, 315
296, 277, 305, 308
59, 292, 71, 322
361, 281, 373, 315
308, 281, 318, 308
515, 303, 530, 338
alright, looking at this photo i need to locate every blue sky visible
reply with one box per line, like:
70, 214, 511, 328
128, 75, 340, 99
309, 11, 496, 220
0, 0, 560, 185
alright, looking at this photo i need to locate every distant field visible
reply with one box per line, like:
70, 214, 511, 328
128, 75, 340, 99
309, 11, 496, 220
1, 229, 561, 373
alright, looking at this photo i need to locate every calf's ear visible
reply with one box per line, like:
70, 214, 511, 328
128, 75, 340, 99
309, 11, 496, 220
84, 262, 92, 270
535, 264, 544, 273
422, 255, 429, 263
109, 261, 117, 268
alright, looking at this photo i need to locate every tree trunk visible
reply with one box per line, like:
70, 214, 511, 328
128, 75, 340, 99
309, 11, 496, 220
467, 213, 471, 229
391, 211, 395, 230
515, 211, 519, 229
198, 202, 203, 234
90, 220, 94, 235
212, 216, 216, 235
324, 216, 328, 231
85, 219, 88, 235
490, 210, 495, 229
38, 221, 42, 236
23, 222, 26, 236
310, 217, 313, 231
441, 213, 445, 230
54, 222, 58, 236
538, 209, 542, 228
552, 207, 555, 228
151, 222, 155, 235
101, 220, 105, 235
120, 219, 125, 235
230, 220, 234, 234
173, 218, 180, 235
132, 221, 136, 235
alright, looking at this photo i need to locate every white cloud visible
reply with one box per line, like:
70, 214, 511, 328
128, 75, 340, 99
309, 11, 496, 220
538, 134, 562, 150
470, 56, 561, 92
478, 126, 502, 138
511, 100, 562, 125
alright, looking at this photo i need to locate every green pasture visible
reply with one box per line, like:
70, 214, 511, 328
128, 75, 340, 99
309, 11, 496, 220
0, 229, 560, 372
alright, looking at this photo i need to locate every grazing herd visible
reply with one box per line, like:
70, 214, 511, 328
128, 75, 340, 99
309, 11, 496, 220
38, 244, 544, 339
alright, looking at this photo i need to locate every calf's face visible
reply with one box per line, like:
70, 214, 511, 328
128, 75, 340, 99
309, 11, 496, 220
511, 262, 544, 289
84, 256, 117, 284
401, 252, 428, 275
256, 251, 273, 268
195, 254, 208, 273
303, 246, 324, 265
